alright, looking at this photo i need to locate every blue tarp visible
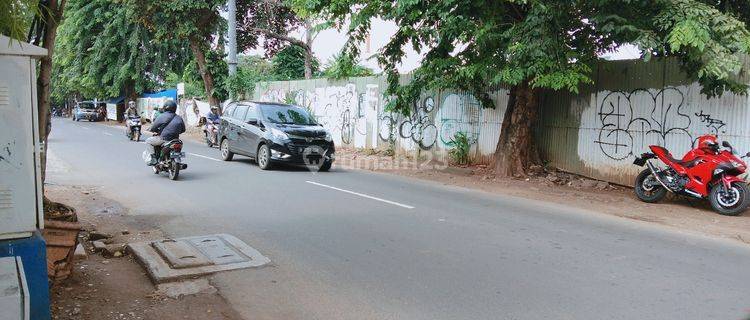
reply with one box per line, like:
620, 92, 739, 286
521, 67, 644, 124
141, 89, 177, 101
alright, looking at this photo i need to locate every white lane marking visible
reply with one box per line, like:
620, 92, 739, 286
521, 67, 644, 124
103, 132, 113, 136
187, 152, 221, 162
80, 126, 91, 130
305, 181, 415, 209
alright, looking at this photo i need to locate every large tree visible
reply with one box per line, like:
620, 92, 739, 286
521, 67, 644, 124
25, 0, 67, 183
136, 0, 226, 107
51, 0, 191, 103
303, 0, 750, 176
237, 0, 324, 79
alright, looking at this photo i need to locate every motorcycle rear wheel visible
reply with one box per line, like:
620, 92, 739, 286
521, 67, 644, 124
205, 132, 214, 147
634, 168, 667, 203
168, 162, 180, 180
709, 181, 749, 216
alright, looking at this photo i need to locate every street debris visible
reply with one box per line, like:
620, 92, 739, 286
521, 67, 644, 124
88, 230, 112, 241
73, 244, 87, 260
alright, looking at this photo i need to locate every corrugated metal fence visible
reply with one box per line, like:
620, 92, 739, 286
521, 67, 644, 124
254, 76, 508, 164
539, 58, 750, 185
255, 58, 750, 185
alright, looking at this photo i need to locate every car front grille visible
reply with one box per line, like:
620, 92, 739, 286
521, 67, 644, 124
288, 139, 330, 155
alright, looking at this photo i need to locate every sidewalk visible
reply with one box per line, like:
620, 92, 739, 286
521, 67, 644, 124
46, 184, 242, 320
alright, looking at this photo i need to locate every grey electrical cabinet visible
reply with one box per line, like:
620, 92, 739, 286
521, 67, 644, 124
0, 35, 47, 240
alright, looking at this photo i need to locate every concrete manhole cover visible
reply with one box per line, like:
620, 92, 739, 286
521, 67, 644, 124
129, 234, 270, 283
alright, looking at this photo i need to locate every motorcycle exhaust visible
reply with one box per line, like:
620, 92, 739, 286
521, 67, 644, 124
683, 189, 703, 198
646, 161, 675, 192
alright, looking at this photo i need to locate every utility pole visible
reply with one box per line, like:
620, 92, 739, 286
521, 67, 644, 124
227, 0, 237, 76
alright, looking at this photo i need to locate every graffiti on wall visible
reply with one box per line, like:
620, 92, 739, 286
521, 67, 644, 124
398, 97, 438, 150
259, 85, 489, 153
438, 93, 482, 147
694, 110, 727, 135
594, 87, 728, 161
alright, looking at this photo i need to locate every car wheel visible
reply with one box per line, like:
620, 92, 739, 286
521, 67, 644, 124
319, 160, 332, 172
220, 138, 234, 161
257, 144, 273, 170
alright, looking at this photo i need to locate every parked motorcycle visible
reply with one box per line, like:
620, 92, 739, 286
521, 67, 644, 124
203, 120, 220, 147
147, 139, 188, 180
633, 134, 750, 216
125, 116, 142, 141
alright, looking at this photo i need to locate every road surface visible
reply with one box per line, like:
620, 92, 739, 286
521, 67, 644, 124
47, 118, 750, 320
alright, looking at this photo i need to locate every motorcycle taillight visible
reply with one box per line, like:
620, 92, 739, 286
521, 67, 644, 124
172, 143, 182, 151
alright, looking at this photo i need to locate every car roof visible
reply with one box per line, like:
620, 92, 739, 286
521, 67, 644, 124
234, 101, 297, 108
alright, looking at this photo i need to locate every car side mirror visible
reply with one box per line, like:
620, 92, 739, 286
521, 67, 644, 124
722, 141, 732, 148
247, 119, 258, 126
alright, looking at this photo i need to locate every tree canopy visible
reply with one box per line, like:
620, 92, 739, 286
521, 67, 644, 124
135, 0, 226, 106
51, 0, 191, 102
0, 0, 39, 41
304, 0, 750, 112
322, 52, 374, 80
271, 44, 320, 80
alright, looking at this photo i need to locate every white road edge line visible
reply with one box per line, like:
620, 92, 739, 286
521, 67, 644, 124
305, 181, 415, 209
187, 152, 221, 162
102, 132, 113, 136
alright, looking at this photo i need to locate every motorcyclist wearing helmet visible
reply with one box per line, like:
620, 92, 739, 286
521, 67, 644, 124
206, 106, 221, 124
125, 100, 138, 117
145, 100, 185, 165
152, 105, 165, 122
124, 100, 139, 130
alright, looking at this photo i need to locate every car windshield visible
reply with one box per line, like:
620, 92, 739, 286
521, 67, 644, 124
261, 105, 317, 125
79, 103, 96, 109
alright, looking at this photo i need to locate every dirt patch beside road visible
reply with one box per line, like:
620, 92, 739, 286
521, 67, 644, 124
45, 184, 242, 320
335, 148, 750, 245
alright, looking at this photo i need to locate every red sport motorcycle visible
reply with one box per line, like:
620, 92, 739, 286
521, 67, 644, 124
633, 134, 750, 216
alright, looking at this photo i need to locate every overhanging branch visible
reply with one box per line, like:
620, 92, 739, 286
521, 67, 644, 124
248, 27, 310, 51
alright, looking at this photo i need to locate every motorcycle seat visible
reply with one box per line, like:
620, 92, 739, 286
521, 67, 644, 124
652, 146, 701, 168
161, 139, 183, 147
664, 152, 701, 168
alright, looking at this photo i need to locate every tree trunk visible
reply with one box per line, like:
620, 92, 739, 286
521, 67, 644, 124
189, 37, 220, 107
492, 80, 541, 176
124, 80, 137, 102
303, 19, 313, 79
37, 0, 66, 183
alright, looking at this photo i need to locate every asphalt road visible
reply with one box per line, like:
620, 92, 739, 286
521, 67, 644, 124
47, 118, 750, 320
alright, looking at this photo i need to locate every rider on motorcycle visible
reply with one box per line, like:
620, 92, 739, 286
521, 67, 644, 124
125, 100, 138, 129
125, 100, 138, 117
206, 106, 221, 124
146, 100, 185, 166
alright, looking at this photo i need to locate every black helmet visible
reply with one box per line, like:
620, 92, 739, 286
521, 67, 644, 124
163, 100, 177, 112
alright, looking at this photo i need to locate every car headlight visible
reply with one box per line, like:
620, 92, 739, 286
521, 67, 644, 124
270, 128, 289, 141
325, 131, 333, 142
